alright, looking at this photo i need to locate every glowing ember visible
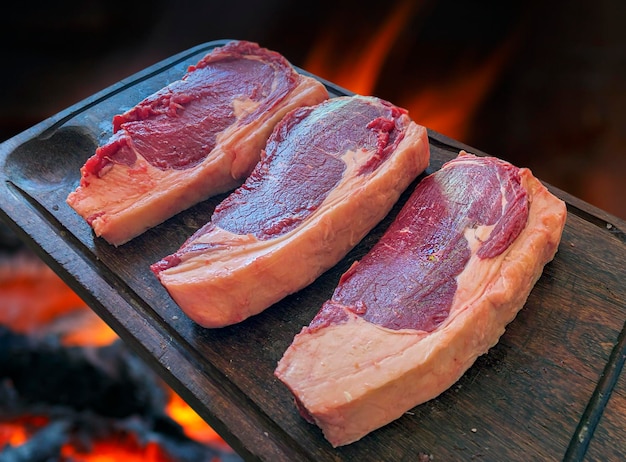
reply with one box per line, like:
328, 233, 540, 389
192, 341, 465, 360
166, 392, 231, 452
60, 434, 174, 462
0, 416, 48, 447
0, 417, 175, 462
0, 250, 238, 460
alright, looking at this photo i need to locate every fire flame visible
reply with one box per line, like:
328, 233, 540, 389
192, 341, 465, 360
0, 253, 116, 345
304, 0, 417, 98
303, 0, 516, 142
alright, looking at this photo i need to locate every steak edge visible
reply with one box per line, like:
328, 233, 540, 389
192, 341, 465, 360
66, 40, 329, 246
274, 151, 567, 447
151, 95, 430, 328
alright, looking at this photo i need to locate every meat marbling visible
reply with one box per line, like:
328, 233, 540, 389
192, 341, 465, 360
66, 40, 329, 246
274, 151, 567, 447
151, 95, 430, 328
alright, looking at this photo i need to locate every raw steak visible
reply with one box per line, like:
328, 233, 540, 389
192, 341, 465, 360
151, 95, 430, 328
66, 40, 329, 246
274, 151, 567, 447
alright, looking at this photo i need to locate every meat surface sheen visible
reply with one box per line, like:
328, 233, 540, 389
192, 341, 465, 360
274, 151, 567, 447
151, 95, 430, 328
66, 40, 329, 246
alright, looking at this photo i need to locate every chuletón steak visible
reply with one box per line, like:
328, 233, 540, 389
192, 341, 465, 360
151, 95, 430, 328
66, 40, 329, 246
274, 151, 567, 447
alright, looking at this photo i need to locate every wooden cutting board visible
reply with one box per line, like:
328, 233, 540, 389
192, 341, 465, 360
0, 40, 624, 461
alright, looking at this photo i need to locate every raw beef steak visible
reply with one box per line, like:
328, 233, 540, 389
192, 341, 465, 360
274, 151, 567, 447
66, 40, 329, 246
151, 95, 430, 328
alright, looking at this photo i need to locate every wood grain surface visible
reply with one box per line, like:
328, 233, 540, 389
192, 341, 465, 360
0, 40, 624, 461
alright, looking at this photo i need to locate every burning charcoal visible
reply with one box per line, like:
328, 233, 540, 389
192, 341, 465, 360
0, 420, 70, 462
0, 327, 168, 418
0, 412, 238, 462
0, 378, 19, 411
67, 412, 235, 462
0, 224, 23, 254
0, 246, 243, 461
0, 327, 243, 461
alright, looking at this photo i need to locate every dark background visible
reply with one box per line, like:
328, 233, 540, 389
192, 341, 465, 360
2, 0, 624, 220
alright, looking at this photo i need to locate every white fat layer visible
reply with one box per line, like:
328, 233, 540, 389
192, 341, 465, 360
231, 96, 262, 119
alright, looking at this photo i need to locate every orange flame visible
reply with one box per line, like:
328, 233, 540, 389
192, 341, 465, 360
61, 434, 174, 462
304, 0, 417, 96
0, 253, 117, 347
0, 416, 47, 447
165, 392, 232, 452
0, 417, 175, 462
401, 41, 513, 142
303, 0, 517, 142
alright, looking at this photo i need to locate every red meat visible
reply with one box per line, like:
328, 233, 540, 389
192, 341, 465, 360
151, 95, 430, 328
274, 152, 567, 447
66, 40, 329, 246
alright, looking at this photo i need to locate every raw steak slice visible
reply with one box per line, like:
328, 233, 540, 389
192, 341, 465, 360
66, 40, 329, 246
150, 95, 430, 328
274, 151, 567, 447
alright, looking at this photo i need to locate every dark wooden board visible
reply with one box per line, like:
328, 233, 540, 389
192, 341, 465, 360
584, 369, 625, 460
0, 40, 624, 461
